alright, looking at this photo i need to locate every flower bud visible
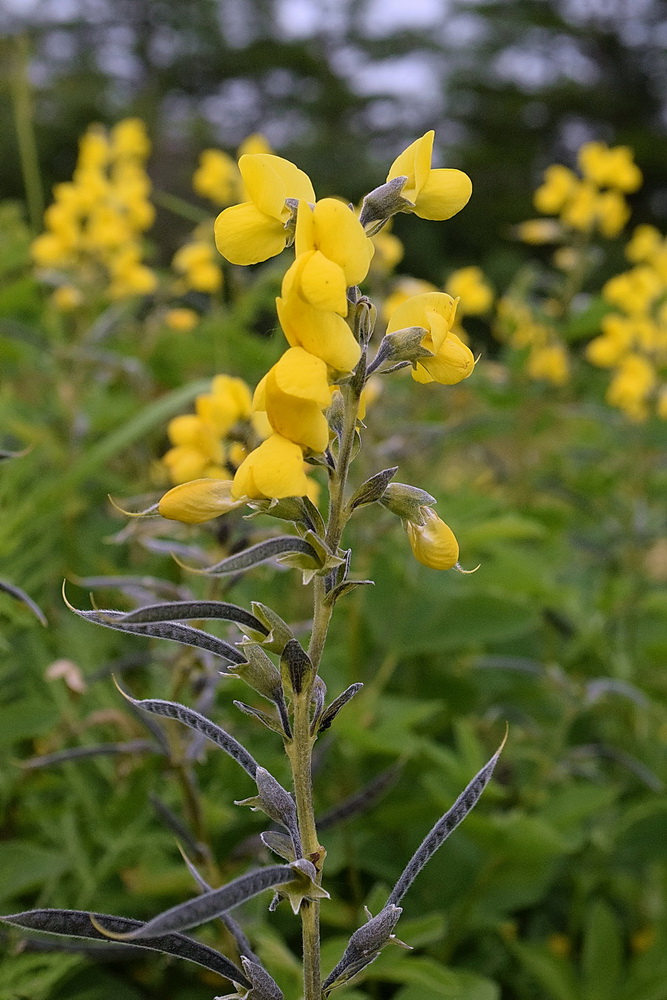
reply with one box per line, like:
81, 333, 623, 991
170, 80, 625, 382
406, 506, 459, 570
379, 483, 436, 524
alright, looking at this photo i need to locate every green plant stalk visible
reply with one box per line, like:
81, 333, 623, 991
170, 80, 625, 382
288, 376, 363, 1000
10, 35, 44, 232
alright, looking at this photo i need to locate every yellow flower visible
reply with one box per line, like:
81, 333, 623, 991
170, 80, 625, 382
445, 266, 493, 315
164, 307, 199, 332
237, 133, 272, 158
382, 277, 438, 322
172, 239, 223, 293
277, 255, 361, 373
294, 199, 375, 311
596, 189, 631, 238
232, 433, 311, 499
533, 165, 578, 215
526, 344, 569, 386
52, 285, 83, 311
516, 219, 563, 244
606, 353, 656, 420
406, 507, 459, 570
386, 130, 472, 221
578, 141, 642, 193
193, 149, 239, 205
253, 347, 333, 453
560, 181, 597, 231
196, 375, 253, 435
158, 478, 245, 524
371, 225, 404, 273
110, 118, 151, 160
386, 291, 475, 385
214, 154, 315, 265
625, 224, 662, 264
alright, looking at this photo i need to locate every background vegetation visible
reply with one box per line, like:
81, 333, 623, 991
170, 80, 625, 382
1, 2, 666, 999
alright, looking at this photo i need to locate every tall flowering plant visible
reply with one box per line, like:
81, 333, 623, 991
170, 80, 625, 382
2, 133, 505, 1000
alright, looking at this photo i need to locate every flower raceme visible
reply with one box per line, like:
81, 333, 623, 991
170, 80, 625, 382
214, 154, 315, 265
385, 292, 475, 385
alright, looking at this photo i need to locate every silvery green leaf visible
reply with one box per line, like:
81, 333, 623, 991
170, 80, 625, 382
239, 956, 284, 1000
191, 537, 320, 576
116, 688, 258, 778
90, 866, 298, 939
236, 767, 301, 858
280, 639, 312, 696
0, 579, 47, 625
310, 677, 327, 732
119, 600, 268, 635
248, 603, 295, 654
234, 701, 284, 737
323, 579, 374, 608
0, 909, 249, 986
260, 831, 295, 862
317, 684, 364, 735
179, 847, 260, 964
67, 602, 245, 664
348, 468, 398, 511
387, 731, 507, 907
317, 764, 402, 831
21, 739, 158, 770
273, 859, 330, 915
245, 496, 318, 534
323, 904, 403, 992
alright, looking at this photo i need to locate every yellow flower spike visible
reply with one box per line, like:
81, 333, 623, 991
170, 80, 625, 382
255, 348, 333, 453
296, 198, 375, 289
596, 189, 631, 239
196, 375, 253, 434
406, 507, 460, 570
533, 164, 578, 215
626, 225, 662, 264
158, 478, 245, 524
387, 130, 472, 221
386, 292, 475, 385
232, 434, 311, 500
277, 256, 361, 373
110, 118, 151, 160
214, 154, 315, 266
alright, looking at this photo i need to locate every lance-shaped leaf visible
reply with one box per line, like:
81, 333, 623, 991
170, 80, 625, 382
182, 536, 321, 577
0, 909, 249, 987
0, 579, 47, 625
216, 956, 285, 1000
260, 831, 295, 862
90, 866, 299, 940
323, 904, 403, 993
280, 639, 312, 697
318, 764, 402, 832
236, 767, 302, 858
386, 731, 507, 907
247, 603, 295, 654
227, 642, 291, 737
21, 739, 158, 771
116, 685, 258, 778
118, 600, 268, 636
323, 579, 374, 609
316, 684, 363, 735
65, 594, 246, 665
348, 468, 398, 511
178, 846, 260, 964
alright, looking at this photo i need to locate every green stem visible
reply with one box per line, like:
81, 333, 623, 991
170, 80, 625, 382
9, 35, 44, 232
287, 372, 363, 1000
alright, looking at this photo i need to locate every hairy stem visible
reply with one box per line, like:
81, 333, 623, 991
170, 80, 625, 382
289, 373, 363, 1000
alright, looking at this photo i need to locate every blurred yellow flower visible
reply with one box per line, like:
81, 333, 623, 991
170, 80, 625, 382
445, 266, 493, 315
164, 307, 200, 332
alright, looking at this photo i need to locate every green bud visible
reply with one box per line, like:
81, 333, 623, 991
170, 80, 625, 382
379, 482, 437, 525
359, 176, 410, 235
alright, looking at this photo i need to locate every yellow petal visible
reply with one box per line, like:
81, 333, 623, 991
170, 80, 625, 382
416, 332, 475, 385
253, 372, 268, 410
272, 347, 332, 406
406, 507, 459, 569
412, 169, 472, 221
387, 131, 434, 203
232, 435, 310, 499
386, 291, 457, 337
239, 154, 315, 220
300, 250, 348, 313
276, 289, 361, 372
265, 396, 330, 452
310, 199, 375, 286
158, 478, 244, 524
214, 202, 286, 265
